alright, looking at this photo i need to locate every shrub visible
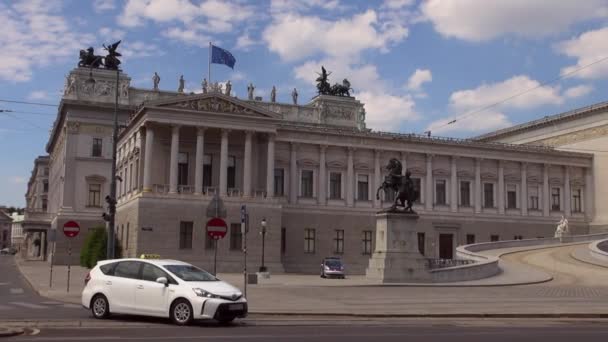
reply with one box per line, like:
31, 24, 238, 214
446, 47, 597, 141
79, 226, 122, 269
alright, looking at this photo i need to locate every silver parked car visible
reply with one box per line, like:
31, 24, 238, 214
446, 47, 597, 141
320, 257, 345, 279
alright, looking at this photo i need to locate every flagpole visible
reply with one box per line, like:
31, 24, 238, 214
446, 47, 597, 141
208, 42, 212, 84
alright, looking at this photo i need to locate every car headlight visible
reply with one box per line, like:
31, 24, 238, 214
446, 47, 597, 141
193, 288, 220, 298
324, 266, 330, 270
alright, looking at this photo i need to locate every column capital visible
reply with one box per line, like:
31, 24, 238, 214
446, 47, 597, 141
426, 153, 434, 159
521, 161, 528, 169
196, 126, 207, 135
221, 128, 231, 136
267, 132, 276, 141
347, 146, 356, 153
374, 149, 382, 156
319, 144, 328, 152
244, 130, 255, 137
171, 124, 181, 132
290, 141, 299, 149
451, 155, 459, 161
498, 160, 505, 168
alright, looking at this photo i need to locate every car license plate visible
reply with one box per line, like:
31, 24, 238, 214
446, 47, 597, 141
229, 304, 243, 311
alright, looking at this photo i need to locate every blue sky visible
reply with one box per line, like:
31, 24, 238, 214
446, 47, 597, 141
2, 0, 608, 207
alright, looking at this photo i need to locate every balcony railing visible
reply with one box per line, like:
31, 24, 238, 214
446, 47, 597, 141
178, 185, 195, 194
153, 184, 170, 193
227, 188, 241, 197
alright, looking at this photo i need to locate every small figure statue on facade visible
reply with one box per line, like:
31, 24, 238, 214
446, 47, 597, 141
152, 72, 160, 91
357, 108, 366, 130
292, 88, 298, 105
225, 80, 232, 95
270, 86, 276, 103
555, 215, 569, 238
202, 78, 208, 94
247, 83, 255, 100
64, 74, 76, 95
177, 75, 185, 93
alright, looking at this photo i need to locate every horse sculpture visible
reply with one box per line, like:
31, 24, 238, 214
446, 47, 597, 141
376, 158, 417, 213
78, 47, 103, 68
331, 79, 352, 97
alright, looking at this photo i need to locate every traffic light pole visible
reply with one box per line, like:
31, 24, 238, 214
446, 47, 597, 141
106, 67, 119, 260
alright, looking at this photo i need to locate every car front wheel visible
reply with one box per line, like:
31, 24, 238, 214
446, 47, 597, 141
91, 294, 110, 319
171, 299, 193, 326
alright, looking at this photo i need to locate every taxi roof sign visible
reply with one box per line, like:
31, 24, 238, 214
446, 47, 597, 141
140, 254, 161, 259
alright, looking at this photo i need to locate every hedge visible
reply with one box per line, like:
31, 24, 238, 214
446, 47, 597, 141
80, 227, 122, 269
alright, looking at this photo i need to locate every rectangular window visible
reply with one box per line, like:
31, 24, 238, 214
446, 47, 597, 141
552, 187, 561, 211
304, 228, 315, 254
466, 234, 475, 244
179, 221, 193, 249
203, 154, 212, 191
281, 227, 286, 255
230, 223, 242, 251
92, 138, 103, 157
460, 181, 471, 206
301, 170, 313, 197
490, 235, 499, 242
572, 189, 582, 212
507, 184, 517, 209
42, 198, 47, 211
435, 180, 446, 205
129, 163, 135, 190
412, 178, 421, 203
274, 168, 284, 196
329, 172, 342, 199
417, 232, 425, 255
227, 156, 236, 189
357, 174, 369, 201
334, 229, 344, 254
529, 186, 539, 210
44, 167, 49, 176
178, 152, 188, 186
43, 180, 49, 193
362, 230, 373, 255
88, 184, 101, 207
484, 183, 494, 208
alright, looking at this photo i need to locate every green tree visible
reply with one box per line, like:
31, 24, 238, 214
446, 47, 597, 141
80, 226, 123, 269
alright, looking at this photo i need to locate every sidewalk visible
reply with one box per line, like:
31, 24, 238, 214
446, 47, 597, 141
14, 245, 608, 317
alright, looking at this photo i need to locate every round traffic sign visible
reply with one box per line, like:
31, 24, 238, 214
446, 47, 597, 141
63, 220, 80, 238
206, 217, 227, 239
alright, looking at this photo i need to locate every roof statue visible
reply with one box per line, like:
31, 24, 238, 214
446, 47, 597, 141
152, 72, 160, 91
103, 40, 122, 70
78, 41, 122, 70
315, 66, 353, 97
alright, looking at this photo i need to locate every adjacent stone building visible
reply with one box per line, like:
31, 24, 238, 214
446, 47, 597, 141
21, 156, 51, 260
28, 66, 600, 274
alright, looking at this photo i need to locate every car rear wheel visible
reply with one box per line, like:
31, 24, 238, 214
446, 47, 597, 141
91, 294, 110, 319
171, 299, 193, 326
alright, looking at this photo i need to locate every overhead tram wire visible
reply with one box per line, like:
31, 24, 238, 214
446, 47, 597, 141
0, 111, 45, 129
0, 99, 58, 107
428, 55, 608, 134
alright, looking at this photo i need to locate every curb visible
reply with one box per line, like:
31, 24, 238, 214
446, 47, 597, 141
0, 327, 24, 338
248, 312, 608, 319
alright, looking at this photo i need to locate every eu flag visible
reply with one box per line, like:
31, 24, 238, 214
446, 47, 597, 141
211, 44, 236, 69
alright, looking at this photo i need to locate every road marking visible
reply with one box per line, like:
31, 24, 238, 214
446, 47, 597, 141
41, 301, 63, 305
10, 288, 24, 294
9, 302, 47, 309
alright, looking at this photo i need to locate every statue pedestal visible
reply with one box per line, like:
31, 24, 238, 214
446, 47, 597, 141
366, 212, 431, 283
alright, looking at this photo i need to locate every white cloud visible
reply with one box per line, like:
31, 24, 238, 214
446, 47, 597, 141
230, 71, 247, 82
270, 0, 342, 14
235, 32, 257, 51
162, 27, 210, 47
381, 0, 415, 9
263, 10, 408, 62
99, 27, 126, 41
27, 91, 50, 100
120, 41, 164, 59
421, 0, 608, 42
358, 92, 418, 131
407, 68, 432, 91
11, 176, 27, 184
94, 0, 116, 12
558, 27, 608, 79
564, 84, 594, 99
427, 75, 564, 135
0, 1, 95, 82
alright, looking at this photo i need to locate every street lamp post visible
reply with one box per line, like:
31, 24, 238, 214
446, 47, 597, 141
259, 218, 267, 272
86, 61, 119, 260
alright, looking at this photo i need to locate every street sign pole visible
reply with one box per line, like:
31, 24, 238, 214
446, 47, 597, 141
213, 238, 218, 276
67, 239, 71, 293
241, 205, 247, 298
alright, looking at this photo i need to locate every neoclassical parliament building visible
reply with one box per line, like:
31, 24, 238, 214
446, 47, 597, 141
20, 66, 607, 274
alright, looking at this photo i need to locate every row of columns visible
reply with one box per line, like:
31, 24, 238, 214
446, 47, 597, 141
141, 124, 276, 198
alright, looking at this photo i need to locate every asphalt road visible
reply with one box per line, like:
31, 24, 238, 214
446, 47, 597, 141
0, 256, 87, 320
8, 323, 608, 341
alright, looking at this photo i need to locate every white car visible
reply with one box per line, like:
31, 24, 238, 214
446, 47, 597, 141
81, 258, 247, 325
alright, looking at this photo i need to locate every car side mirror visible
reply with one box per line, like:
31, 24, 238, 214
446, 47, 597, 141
156, 277, 168, 286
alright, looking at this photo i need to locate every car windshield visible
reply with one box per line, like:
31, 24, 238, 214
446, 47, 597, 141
325, 259, 342, 267
164, 265, 218, 282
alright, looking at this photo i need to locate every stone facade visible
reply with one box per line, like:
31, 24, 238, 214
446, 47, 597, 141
31, 67, 599, 273
22, 156, 51, 260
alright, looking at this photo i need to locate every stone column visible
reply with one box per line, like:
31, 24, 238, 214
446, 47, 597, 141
425, 154, 433, 211
289, 143, 298, 204
373, 150, 381, 208
142, 124, 155, 192
265, 134, 275, 198
521, 163, 528, 216
401, 152, 408, 175
498, 161, 505, 214
219, 129, 229, 197
318, 145, 327, 205
475, 158, 481, 213
543, 164, 550, 216
450, 156, 458, 212
564, 166, 571, 217
243, 131, 253, 197
346, 147, 355, 207
169, 125, 180, 193
585, 167, 594, 220
194, 127, 205, 195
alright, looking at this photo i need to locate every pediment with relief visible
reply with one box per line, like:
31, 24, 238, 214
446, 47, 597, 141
147, 93, 281, 119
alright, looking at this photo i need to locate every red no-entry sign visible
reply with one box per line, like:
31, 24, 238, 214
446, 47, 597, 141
63, 221, 80, 238
206, 218, 227, 239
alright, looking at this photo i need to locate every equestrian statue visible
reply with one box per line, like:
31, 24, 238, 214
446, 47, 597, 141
376, 158, 418, 213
